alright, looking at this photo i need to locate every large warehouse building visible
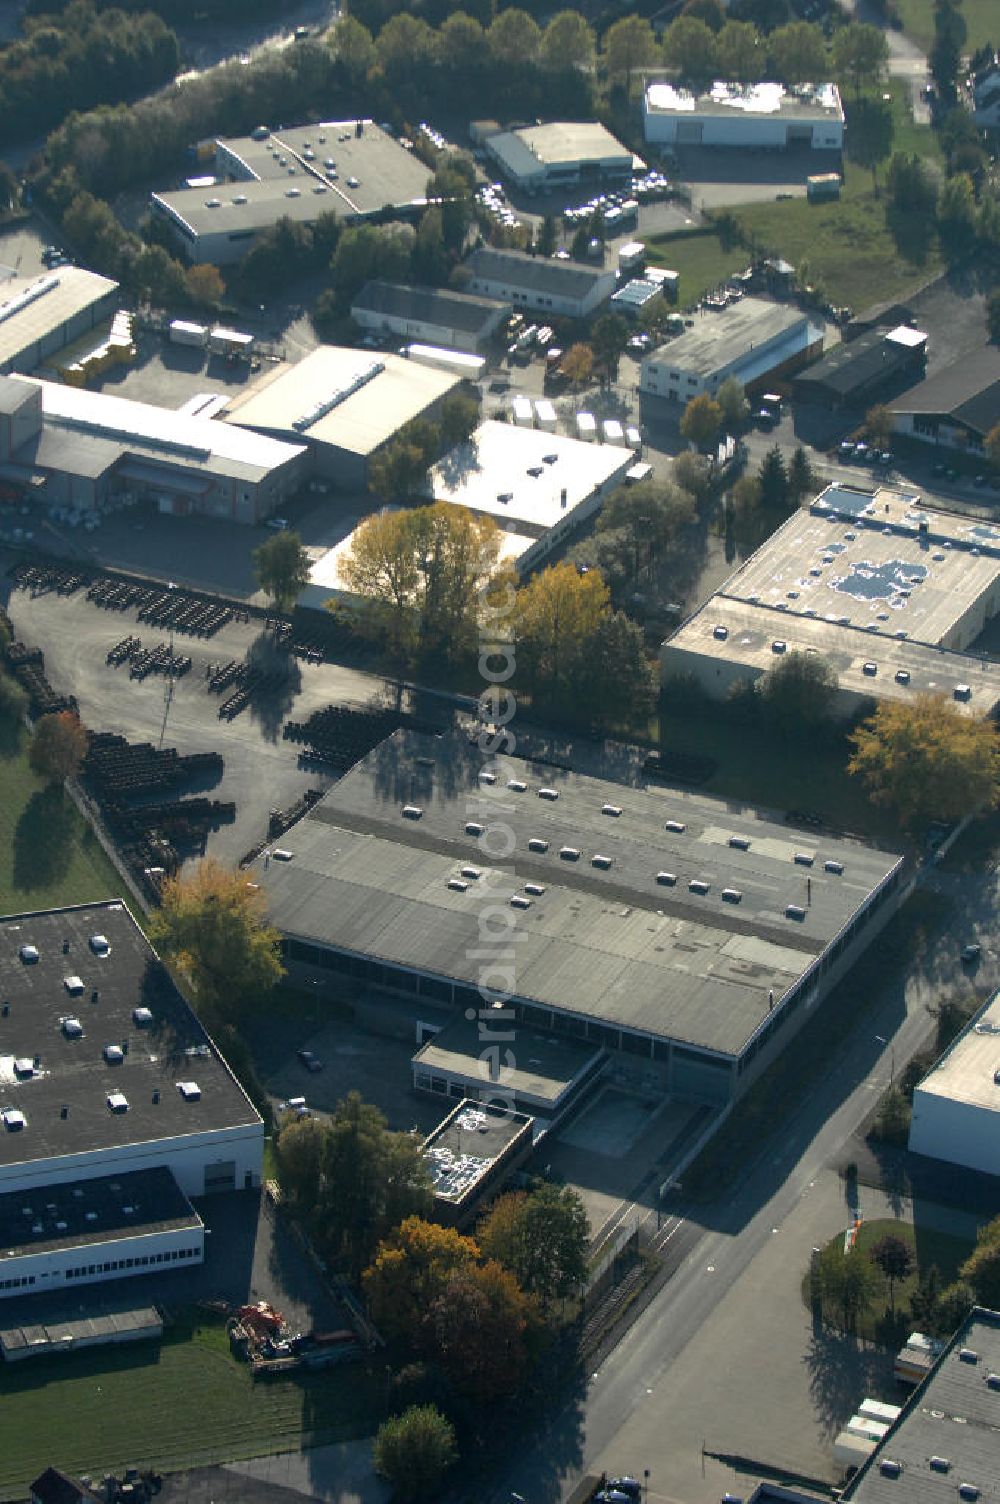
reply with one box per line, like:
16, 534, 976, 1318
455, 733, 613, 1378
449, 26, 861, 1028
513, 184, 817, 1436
0, 901, 263, 1299
462, 248, 615, 320
0, 268, 119, 377
0, 374, 306, 523
255, 729, 904, 1115
640, 297, 823, 401
152, 120, 430, 265
663, 481, 1000, 718
479, 122, 637, 195
643, 80, 844, 150
223, 344, 461, 490
908, 989, 1000, 1175
795, 324, 928, 408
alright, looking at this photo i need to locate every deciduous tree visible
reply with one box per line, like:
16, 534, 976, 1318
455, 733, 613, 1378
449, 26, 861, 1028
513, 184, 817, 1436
961, 1216, 1000, 1308
425, 1259, 537, 1403
28, 710, 88, 784
832, 22, 888, 96
846, 94, 894, 191
373, 1406, 457, 1503
330, 14, 376, 78
541, 10, 595, 69
847, 695, 1000, 829
478, 1183, 589, 1310
147, 857, 284, 1020
758, 649, 838, 730
870, 1234, 915, 1315
590, 313, 630, 384
364, 1217, 479, 1345
818, 1243, 881, 1331
185, 262, 225, 307
716, 376, 749, 428
486, 8, 542, 66
603, 15, 659, 94
560, 342, 594, 389
598, 480, 696, 576
767, 20, 827, 84
680, 393, 724, 450
716, 20, 762, 81
513, 561, 609, 705
663, 15, 718, 84
253, 529, 311, 615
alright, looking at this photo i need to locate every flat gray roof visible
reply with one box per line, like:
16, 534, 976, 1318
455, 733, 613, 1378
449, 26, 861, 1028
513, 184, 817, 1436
155, 120, 429, 237
257, 730, 901, 1059
0, 268, 118, 372
644, 298, 808, 378
422, 1098, 533, 1201
464, 248, 612, 301
913, 989, 1000, 1113
0, 1302, 162, 1358
843, 1308, 1000, 1503
645, 80, 844, 124
416, 1017, 601, 1106
0, 901, 261, 1170
224, 346, 459, 458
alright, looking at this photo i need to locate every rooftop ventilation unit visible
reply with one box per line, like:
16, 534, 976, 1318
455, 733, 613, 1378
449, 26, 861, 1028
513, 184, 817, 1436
85, 1211, 98, 1222
729, 836, 750, 851
106, 1092, 129, 1113
103, 1044, 124, 1065
448, 879, 469, 892
479, 771, 496, 785
955, 684, 972, 702
177, 1081, 201, 1101
772, 640, 787, 654
460, 867, 481, 880
862, 661, 878, 676
895, 669, 911, 684
665, 820, 686, 834
507, 779, 527, 792
987, 1372, 1000, 1389
272, 848, 294, 861
656, 872, 676, 886
960, 1348, 979, 1364
19, 945, 39, 964
591, 854, 613, 870
712, 625, 728, 641
525, 883, 545, 896
824, 859, 844, 875
13, 1057, 33, 1077
510, 895, 532, 909
465, 821, 483, 836
878, 1461, 901, 1479
794, 852, 814, 866
63, 976, 84, 995
559, 846, 580, 861
132, 1006, 153, 1028
62, 1018, 83, 1038
929, 1457, 950, 1472
401, 805, 423, 819
602, 804, 622, 818
89, 934, 110, 956
958, 1487, 979, 1501
538, 788, 558, 801
2, 1109, 26, 1131
786, 904, 806, 921
528, 838, 548, 853
689, 879, 710, 894
721, 888, 742, 903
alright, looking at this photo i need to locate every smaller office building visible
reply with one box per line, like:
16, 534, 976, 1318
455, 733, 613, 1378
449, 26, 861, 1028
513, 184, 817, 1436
422, 1099, 534, 1227
643, 81, 844, 150
890, 345, 1000, 454
908, 989, 1000, 1176
0, 269, 119, 377
794, 325, 927, 408
640, 298, 823, 401
462, 248, 615, 321
351, 282, 509, 353
424, 419, 634, 571
480, 122, 636, 195
223, 345, 461, 490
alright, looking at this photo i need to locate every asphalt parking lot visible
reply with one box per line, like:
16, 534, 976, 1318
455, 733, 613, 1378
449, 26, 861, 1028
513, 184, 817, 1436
2, 568, 409, 868
673, 145, 843, 210
0, 215, 55, 282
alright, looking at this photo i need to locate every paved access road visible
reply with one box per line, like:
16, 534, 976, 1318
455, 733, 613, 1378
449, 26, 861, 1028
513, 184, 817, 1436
490, 859, 998, 1504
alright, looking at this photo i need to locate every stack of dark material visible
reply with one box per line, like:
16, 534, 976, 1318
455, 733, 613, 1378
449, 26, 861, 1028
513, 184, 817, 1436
128, 642, 193, 681
5, 639, 76, 717
82, 732, 222, 797
10, 561, 86, 596
283, 705, 428, 766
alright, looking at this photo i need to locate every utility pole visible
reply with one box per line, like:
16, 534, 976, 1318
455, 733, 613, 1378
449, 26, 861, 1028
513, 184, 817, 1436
157, 581, 177, 749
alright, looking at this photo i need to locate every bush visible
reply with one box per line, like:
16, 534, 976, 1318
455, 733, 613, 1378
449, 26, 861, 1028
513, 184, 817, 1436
373, 1405, 457, 1502
0, 673, 27, 723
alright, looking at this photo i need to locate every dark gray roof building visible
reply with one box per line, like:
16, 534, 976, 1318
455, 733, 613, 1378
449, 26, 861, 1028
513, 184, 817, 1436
256, 730, 904, 1108
890, 345, 1000, 448
843, 1307, 1000, 1503
794, 325, 927, 407
463, 248, 615, 319
351, 281, 509, 352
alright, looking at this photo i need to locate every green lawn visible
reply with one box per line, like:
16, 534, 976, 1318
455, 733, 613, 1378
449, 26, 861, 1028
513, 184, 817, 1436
0, 724, 121, 915
894, 0, 997, 54
730, 81, 943, 311
809, 1217, 976, 1345
0, 1310, 382, 1497
644, 228, 750, 310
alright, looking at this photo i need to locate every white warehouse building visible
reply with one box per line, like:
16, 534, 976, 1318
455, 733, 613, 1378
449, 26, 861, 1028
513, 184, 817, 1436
908, 989, 1000, 1176
0, 901, 263, 1300
643, 81, 845, 150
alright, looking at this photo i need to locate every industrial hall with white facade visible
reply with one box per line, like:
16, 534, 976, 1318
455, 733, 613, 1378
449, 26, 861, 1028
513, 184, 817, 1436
0, 901, 263, 1302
